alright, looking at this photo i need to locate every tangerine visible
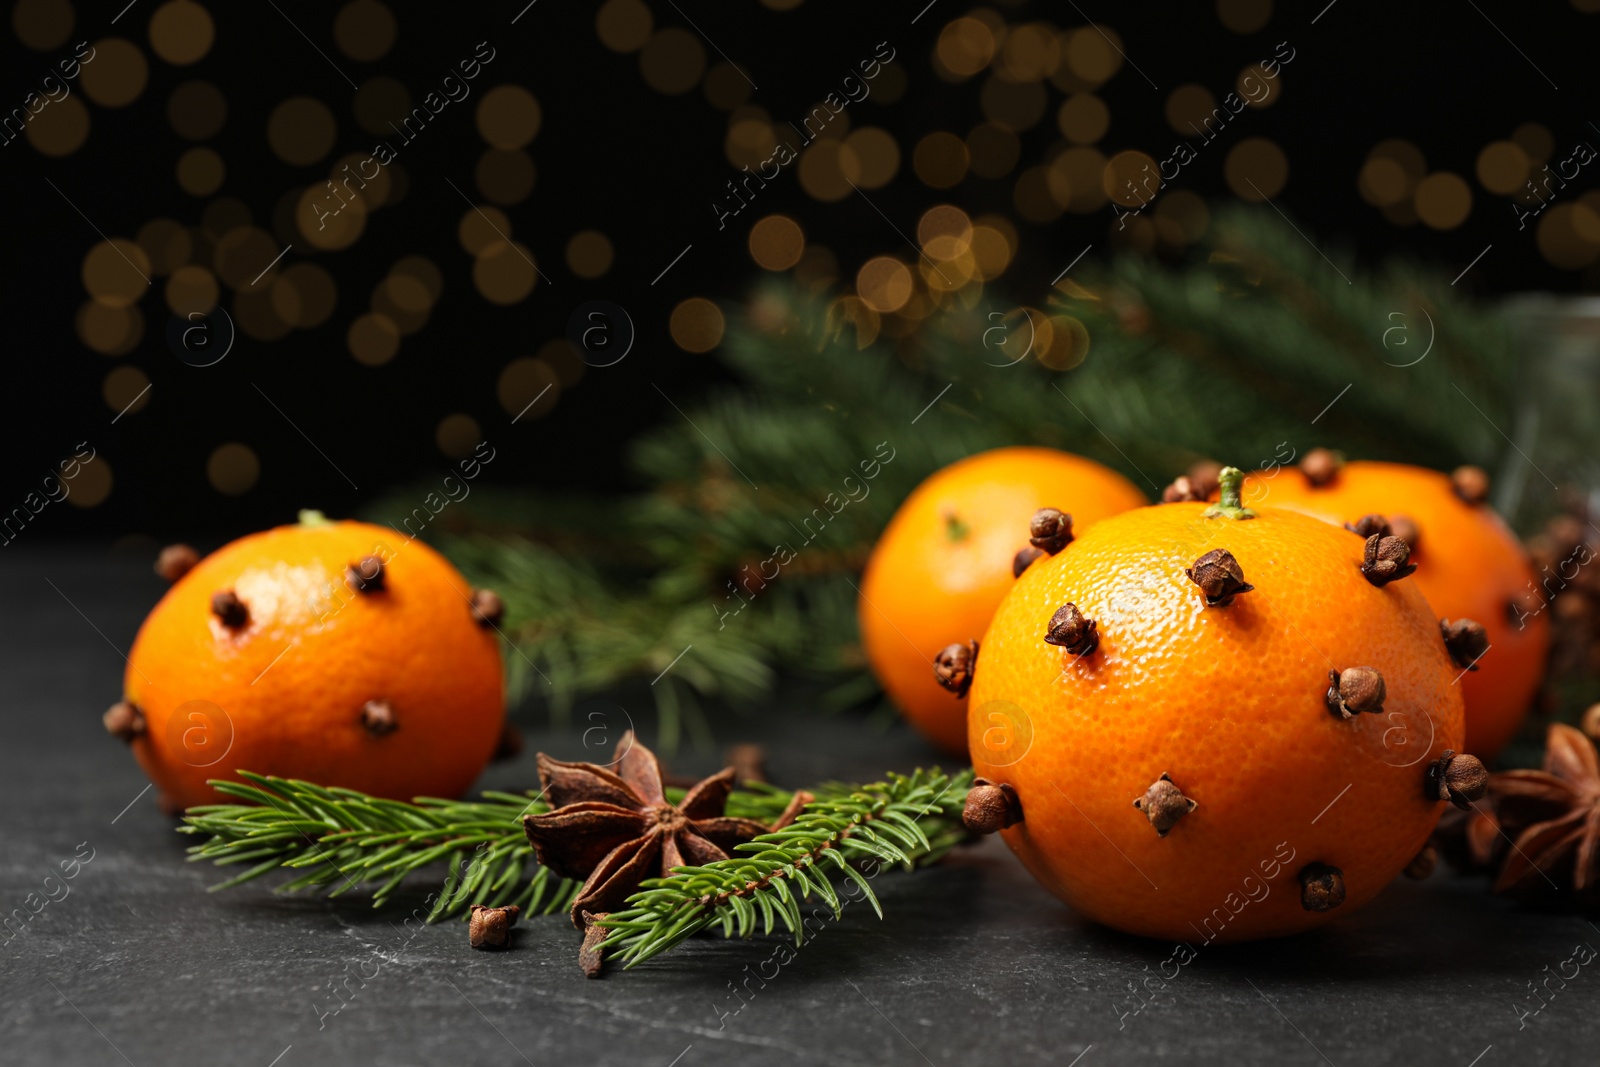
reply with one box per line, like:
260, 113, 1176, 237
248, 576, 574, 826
857, 447, 1146, 754
108, 514, 505, 809
1245, 456, 1549, 759
966, 468, 1476, 942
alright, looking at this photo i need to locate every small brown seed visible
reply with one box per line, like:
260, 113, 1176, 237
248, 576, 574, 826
1452, 465, 1490, 505
210, 590, 249, 629
1299, 862, 1346, 911
1440, 618, 1489, 671
1582, 703, 1600, 744
1132, 773, 1197, 837
1012, 545, 1045, 577
1186, 461, 1222, 499
1403, 845, 1438, 880
361, 699, 397, 736
1344, 514, 1391, 540
1185, 548, 1255, 607
1028, 508, 1074, 554
155, 544, 200, 582
468, 904, 520, 950
347, 555, 386, 593
1044, 603, 1099, 656
470, 588, 505, 627
933, 640, 979, 698
1161, 475, 1207, 503
962, 779, 1023, 834
1325, 667, 1386, 719
1387, 514, 1421, 550
1427, 750, 1488, 810
579, 911, 608, 978
1300, 448, 1343, 487
103, 701, 145, 742
1360, 532, 1417, 586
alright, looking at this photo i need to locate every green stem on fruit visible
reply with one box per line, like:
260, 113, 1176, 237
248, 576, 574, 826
298, 509, 333, 527
1203, 466, 1256, 520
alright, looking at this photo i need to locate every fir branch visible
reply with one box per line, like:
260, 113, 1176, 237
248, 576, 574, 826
598, 767, 973, 969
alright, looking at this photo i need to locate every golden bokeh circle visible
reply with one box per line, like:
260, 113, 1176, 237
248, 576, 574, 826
373, 273, 432, 335
77, 300, 143, 355
1415, 171, 1472, 229
83, 239, 151, 309
81, 38, 148, 107
968, 222, 1013, 280
967, 122, 1020, 179
640, 27, 706, 95
473, 241, 537, 305
1224, 137, 1288, 200
725, 116, 776, 169
748, 215, 805, 271
353, 76, 410, 135
1513, 123, 1554, 164
797, 139, 861, 201
392, 254, 442, 301
669, 297, 726, 352
596, 0, 653, 53
1573, 194, 1600, 244
1357, 157, 1410, 207
166, 265, 219, 317
26, 95, 89, 156
148, 0, 213, 65
935, 17, 995, 78
271, 263, 338, 328
176, 146, 225, 196
168, 80, 226, 139
297, 184, 367, 250
214, 226, 279, 289
538, 337, 587, 387
1103, 150, 1159, 207
913, 131, 969, 188
207, 443, 260, 496
1049, 147, 1109, 212
1476, 140, 1530, 196
13, 0, 74, 51
435, 414, 482, 459
333, 0, 396, 62
855, 257, 913, 313
475, 149, 537, 205
65, 455, 113, 508
137, 218, 192, 275
1236, 63, 1283, 108
477, 85, 542, 149
1535, 206, 1597, 268
1058, 93, 1109, 145
1039, 314, 1090, 371
1156, 189, 1210, 242
1065, 26, 1123, 84
348, 313, 400, 365
1165, 83, 1216, 136
497, 358, 560, 418
918, 204, 973, 260
1218, 0, 1273, 33
331, 152, 391, 210
459, 205, 513, 255
268, 97, 337, 166
844, 126, 900, 189
102, 365, 151, 416
566, 230, 614, 279
1001, 22, 1061, 82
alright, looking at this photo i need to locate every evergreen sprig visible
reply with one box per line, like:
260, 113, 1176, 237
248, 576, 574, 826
599, 767, 973, 969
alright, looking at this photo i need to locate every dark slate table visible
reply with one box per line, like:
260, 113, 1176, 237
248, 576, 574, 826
4, 548, 1597, 1066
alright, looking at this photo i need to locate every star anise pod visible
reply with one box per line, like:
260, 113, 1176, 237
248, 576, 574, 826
1488, 723, 1600, 899
521, 731, 779, 928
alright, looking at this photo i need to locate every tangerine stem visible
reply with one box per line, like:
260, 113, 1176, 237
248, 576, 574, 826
1203, 466, 1256, 520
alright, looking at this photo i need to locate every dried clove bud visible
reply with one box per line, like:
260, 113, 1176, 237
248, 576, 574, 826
1186, 461, 1222, 499
468, 904, 520, 949
470, 588, 505, 627
1161, 475, 1207, 503
1451, 465, 1490, 505
962, 778, 1023, 834
1300, 448, 1343, 487
1299, 862, 1346, 911
1185, 548, 1255, 607
211, 590, 249, 629
1440, 618, 1489, 671
155, 544, 200, 582
1427, 750, 1488, 810
1044, 603, 1099, 656
1344, 514, 1391, 540
361, 699, 397, 736
103, 701, 146, 742
933, 640, 979, 698
1360, 532, 1417, 586
347, 555, 386, 593
1387, 514, 1421, 550
1028, 508, 1074, 554
1325, 667, 1386, 719
579, 911, 608, 978
1403, 845, 1438, 880
1012, 545, 1046, 577
1133, 773, 1198, 837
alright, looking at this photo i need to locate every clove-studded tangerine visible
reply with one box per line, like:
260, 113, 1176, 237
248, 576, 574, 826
967, 467, 1467, 943
1248, 458, 1549, 758
111, 511, 506, 809
857, 447, 1145, 755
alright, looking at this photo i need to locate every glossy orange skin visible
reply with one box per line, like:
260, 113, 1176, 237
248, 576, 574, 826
1245, 461, 1548, 759
858, 447, 1147, 754
124, 520, 504, 809
969, 503, 1463, 943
